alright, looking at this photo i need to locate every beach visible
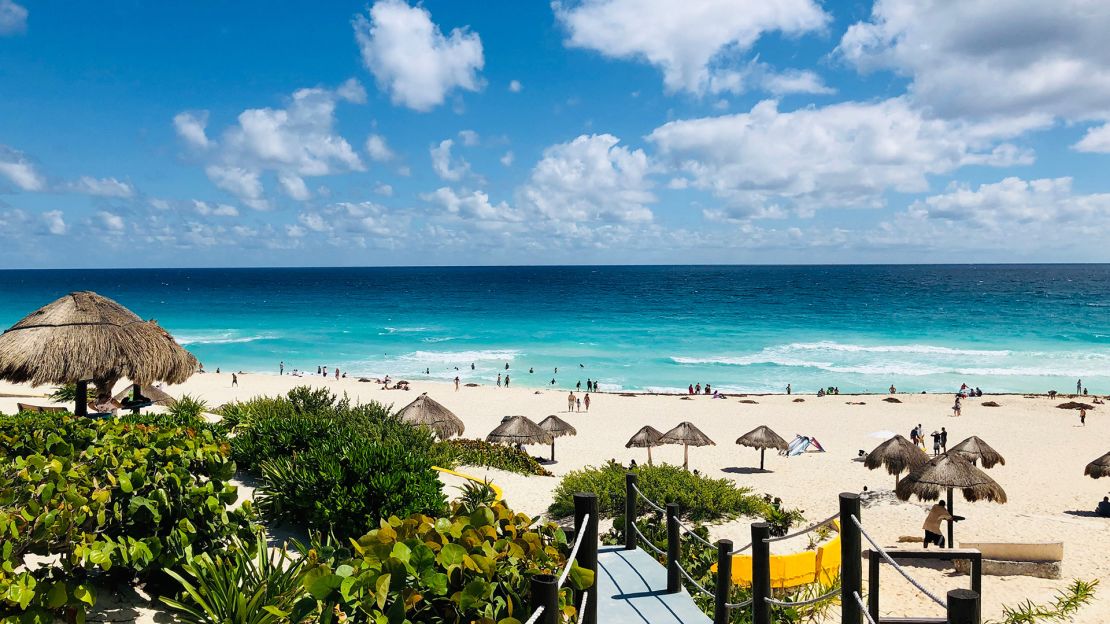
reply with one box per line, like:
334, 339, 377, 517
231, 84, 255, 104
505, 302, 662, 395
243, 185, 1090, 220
3, 373, 1107, 622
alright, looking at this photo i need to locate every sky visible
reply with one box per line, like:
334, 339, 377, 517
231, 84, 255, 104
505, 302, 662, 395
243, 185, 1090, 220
2, 0, 1110, 268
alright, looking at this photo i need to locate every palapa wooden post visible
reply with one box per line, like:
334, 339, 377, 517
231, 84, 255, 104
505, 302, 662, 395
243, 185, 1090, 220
74, 380, 88, 416
573, 493, 598, 624
625, 472, 638, 551
666, 503, 681, 593
947, 487, 955, 549
714, 539, 733, 624
840, 492, 862, 624
751, 522, 771, 624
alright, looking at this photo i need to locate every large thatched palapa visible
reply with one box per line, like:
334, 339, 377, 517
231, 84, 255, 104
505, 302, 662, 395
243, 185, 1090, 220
897, 452, 1007, 548
949, 436, 1006, 469
486, 415, 552, 446
398, 393, 465, 439
625, 425, 663, 465
864, 434, 928, 487
659, 421, 715, 470
0, 291, 198, 415
1085, 452, 1110, 479
538, 415, 576, 461
735, 425, 788, 471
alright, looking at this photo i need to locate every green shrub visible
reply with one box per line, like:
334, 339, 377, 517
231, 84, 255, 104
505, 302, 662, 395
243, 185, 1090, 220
0, 413, 257, 622
49, 383, 95, 403
550, 461, 775, 522
431, 438, 553, 476
455, 479, 499, 515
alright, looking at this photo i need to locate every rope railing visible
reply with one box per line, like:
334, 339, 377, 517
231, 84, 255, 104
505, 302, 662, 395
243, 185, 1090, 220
849, 514, 947, 609
523, 605, 545, 624
576, 592, 589, 623
729, 541, 752, 555
674, 516, 716, 549
556, 513, 591, 588
632, 524, 665, 556
630, 483, 665, 513
764, 587, 841, 608
764, 511, 840, 543
854, 591, 878, 624
674, 561, 714, 597
726, 598, 753, 610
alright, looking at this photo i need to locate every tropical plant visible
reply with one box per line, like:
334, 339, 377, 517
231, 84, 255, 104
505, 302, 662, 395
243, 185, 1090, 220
48, 383, 95, 403
168, 393, 209, 422
431, 438, 553, 476
988, 579, 1098, 624
455, 479, 499, 515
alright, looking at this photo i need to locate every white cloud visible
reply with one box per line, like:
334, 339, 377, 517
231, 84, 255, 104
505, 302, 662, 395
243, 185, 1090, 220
193, 200, 239, 217
430, 139, 470, 181
648, 98, 1034, 214
458, 129, 480, 146
907, 176, 1108, 227
508, 80, 523, 93
519, 134, 655, 222
837, 0, 1110, 120
177, 82, 364, 206
423, 187, 519, 221
0, 0, 27, 36
335, 78, 368, 104
1073, 124, 1110, 153
374, 182, 394, 196
98, 211, 125, 232
500, 151, 514, 167
41, 210, 66, 235
353, 0, 484, 111
554, 0, 828, 94
365, 133, 394, 161
0, 147, 45, 191
69, 176, 135, 198
709, 63, 833, 96
173, 112, 210, 149
299, 211, 330, 232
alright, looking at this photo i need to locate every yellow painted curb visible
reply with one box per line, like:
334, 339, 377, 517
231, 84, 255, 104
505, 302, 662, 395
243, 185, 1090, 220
433, 466, 504, 501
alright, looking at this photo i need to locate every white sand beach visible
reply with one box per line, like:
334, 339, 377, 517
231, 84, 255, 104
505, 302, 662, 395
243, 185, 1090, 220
4, 374, 1108, 622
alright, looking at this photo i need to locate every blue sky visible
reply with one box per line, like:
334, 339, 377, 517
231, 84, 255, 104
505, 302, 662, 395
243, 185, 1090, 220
2, 0, 1110, 267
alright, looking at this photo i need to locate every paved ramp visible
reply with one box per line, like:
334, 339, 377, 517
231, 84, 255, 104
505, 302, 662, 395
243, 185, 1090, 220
596, 546, 712, 624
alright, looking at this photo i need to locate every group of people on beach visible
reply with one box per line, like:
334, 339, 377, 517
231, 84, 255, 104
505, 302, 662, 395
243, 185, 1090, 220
909, 423, 948, 456
567, 391, 590, 412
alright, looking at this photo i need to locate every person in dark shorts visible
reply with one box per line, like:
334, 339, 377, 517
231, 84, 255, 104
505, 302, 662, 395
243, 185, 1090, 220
923, 501, 955, 548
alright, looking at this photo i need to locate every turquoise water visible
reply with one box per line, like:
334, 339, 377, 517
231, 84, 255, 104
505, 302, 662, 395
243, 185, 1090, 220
1, 265, 1109, 394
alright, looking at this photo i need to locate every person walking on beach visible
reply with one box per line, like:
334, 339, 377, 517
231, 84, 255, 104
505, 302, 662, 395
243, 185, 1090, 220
1080, 408, 1087, 425
568, 392, 575, 411
280, 361, 284, 375
941, 427, 948, 452
922, 501, 954, 549
584, 393, 591, 411
952, 396, 962, 417
497, 373, 502, 387
931, 430, 942, 457
576, 397, 582, 412
231, 373, 238, 387
454, 376, 459, 391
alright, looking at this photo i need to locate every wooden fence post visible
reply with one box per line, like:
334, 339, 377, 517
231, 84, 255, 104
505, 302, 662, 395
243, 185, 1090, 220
574, 493, 598, 624
715, 539, 733, 624
666, 503, 681, 593
946, 589, 980, 624
751, 522, 771, 624
625, 472, 638, 550
840, 492, 862, 624
529, 573, 558, 624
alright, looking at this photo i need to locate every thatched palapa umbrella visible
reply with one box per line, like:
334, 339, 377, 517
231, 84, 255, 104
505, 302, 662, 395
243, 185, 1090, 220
398, 393, 465, 439
0, 291, 198, 416
736, 425, 788, 471
949, 436, 1005, 469
660, 421, 715, 470
112, 384, 175, 413
626, 425, 663, 465
1085, 452, 1110, 479
864, 434, 928, 487
486, 415, 552, 447
896, 453, 1007, 548
538, 415, 576, 461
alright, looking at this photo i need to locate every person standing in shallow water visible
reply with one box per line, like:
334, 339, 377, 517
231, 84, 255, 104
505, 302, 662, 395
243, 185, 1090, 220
496, 373, 501, 387
454, 376, 459, 391
505, 374, 510, 388
786, 383, 791, 395
279, 361, 284, 375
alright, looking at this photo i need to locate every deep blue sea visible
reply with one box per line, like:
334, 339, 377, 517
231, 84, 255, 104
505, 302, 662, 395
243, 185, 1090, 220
1, 265, 1109, 394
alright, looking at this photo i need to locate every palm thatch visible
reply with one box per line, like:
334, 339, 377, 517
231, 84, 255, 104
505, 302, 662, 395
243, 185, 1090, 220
865, 434, 929, 487
538, 415, 576, 462
625, 425, 663, 465
398, 393, 465, 438
0, 292, 198, 414
1085, 452, 1110, 479
896, 453, 1007, 504
486, 415, 552, 446
660, 421, 715, 469
736, 425, 788, 471
949, 436, 1006, 469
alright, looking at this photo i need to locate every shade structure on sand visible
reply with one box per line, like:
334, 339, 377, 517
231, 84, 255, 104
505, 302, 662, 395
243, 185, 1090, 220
949, 436, 1006, 469
864, 434, 929, 487
538, 414, 577, 461
0, 291, 198, 416
735, 425, 788, 471
660, 421, 715, 470
112, 384, 175, 411
625, 425, 663, 465
897, 453, 1007, 548
1085, 452, 1110, 479
398, 392, 465, 439
486, 415, 553, 446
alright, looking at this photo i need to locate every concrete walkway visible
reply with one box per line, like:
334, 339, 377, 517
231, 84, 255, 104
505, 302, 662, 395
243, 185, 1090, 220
596, 545, 713, 624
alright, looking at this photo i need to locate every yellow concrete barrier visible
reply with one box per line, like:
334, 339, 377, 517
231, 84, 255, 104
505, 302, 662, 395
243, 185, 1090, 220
432, 466, 504, 501
715, 522, 841, 589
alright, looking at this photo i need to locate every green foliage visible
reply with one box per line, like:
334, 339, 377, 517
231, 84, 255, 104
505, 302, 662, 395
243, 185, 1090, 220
455, 479, 499, 515
168, 394, 209, 422
49, 383, 95, 403
166, 499, 589, 624
229, 386, 446, 538
550, 461, 777, 522
0, 412, 257, 622
989, 579, 1098, 624
431, 438, 553, 477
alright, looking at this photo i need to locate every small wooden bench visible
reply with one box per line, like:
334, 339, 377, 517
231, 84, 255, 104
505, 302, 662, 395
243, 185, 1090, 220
16, 403, 67, 414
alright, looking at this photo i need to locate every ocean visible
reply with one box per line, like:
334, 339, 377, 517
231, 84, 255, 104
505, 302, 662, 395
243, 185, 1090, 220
1, 265, 1108, 394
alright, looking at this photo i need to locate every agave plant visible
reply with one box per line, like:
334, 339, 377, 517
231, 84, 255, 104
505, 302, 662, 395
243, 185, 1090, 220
456, 479, 499, 514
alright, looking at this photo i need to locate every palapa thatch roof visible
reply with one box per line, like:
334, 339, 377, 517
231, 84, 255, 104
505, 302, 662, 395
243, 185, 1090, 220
1084, 452, 1110, 479
625, 425, 663, 448
486, 415, 552, 445
949, 436, 1006, 469
0, 291, 198, 387
864, 435, 928, 477
112, 384, 175, 406
538, 414, 576, 438
896, 453, 1007, 503
659, 422, 716, 447
398, 392, 465, 438
735, 425, 788, 450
